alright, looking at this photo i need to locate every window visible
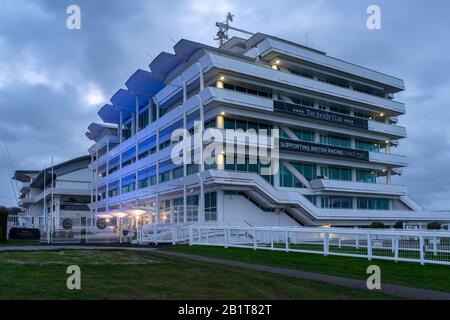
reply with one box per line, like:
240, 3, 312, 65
108, 181, 119, 198
304, 195, 316, 205
321, 166, 352, 181
356, 169, 377, 184
173, 198, 184, 223
223, 118, 272, 135
280, 164, 304, 188
159, 171, 170, 183
317, 73, 350, 88
121, 174, 136, 194
121, 147, 136, 168
108, 156, 120, 174
320, 134, 351, 148
138, 110, 149, 130
187, 195, 199, 222
172, 166, 184, 179
220, 82, 273, 99
330, 104, 350, 115
138, 136, 156, 160
356, 140, 380, 153
98, 164, 107, 178
138, 166, 156, 189
357, 198, 389, 210
205, 192, 217, 221
159, 200, 171, 224
321, 196, 352, 209
281, 128, 314, 142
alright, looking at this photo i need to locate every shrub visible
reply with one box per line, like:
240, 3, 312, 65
370, 221, 386, 229
0, 206, 8, 242
394, 221, 404, 229
427, 222, 442, 230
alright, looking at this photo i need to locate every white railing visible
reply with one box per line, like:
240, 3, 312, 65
138, 225, 450, 266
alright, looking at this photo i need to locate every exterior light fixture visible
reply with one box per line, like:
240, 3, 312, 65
219, 76, 225, 81
220, 112, 226, 116
111, 211, 128, 218
129, 209, 146, 216
380, 113, 385, 117
275, 60, 281, 65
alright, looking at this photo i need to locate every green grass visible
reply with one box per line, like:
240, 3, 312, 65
165, 245, 450, 293
0, 249, 397, 300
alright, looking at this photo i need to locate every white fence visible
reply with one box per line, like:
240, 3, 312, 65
137, 225, 450, 266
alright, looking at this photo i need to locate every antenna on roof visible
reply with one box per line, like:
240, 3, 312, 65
215, 12, 254, 47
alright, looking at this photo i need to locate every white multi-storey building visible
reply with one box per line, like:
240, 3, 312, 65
86, 33, 450, 228
13, 156, 91, 228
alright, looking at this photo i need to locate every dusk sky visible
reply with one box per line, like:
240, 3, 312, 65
0, 0, 449, 210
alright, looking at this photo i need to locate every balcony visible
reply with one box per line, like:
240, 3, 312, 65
205, 52, 406, 114
310, 179, 408, 196
369, 152, 408, 167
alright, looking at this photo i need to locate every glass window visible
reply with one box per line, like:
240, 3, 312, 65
320, 134, 351, 148
356, 140, 380, 153
357, 198, 389, 210
356, 169, 377, 184
321, 196, 352, 209
321, 166, 351, 181
205, 192, 217, 221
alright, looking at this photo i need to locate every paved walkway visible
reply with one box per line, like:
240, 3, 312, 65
1, 245, 449, 300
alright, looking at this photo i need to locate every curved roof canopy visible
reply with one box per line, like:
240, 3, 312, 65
173, 39, 207, 61
149, 52, 183, 82
85, 123, 117, 141
98, 104, 120, 124
125, 70, 165, 97
110, 89, 137, 112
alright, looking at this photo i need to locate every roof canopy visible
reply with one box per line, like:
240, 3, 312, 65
92, 39, 210, 135
149, 52, 183, 82
125, 70, 165, 97
98, 104, 120, 124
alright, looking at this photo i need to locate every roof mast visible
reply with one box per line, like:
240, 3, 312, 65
215, 12, 254, 47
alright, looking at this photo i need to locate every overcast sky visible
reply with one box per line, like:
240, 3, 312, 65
0, 0, 449, 210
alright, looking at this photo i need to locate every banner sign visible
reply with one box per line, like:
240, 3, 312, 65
280, 139, 370, 161
274, 100, 369, 129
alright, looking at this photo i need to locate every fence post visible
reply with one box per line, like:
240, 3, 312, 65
253, 228, 257, 251
271, 228, 274, 249
367, 233, 372, 261
172, 227, 177, 246
154, 224, 158, 246
285, 228, 289, 252
189, 225, 193, 246
433, 237, 438, 257
419, 235, 425, 265
224, 227, 229, 248
394, 236, 399, 261
323, 231, 329, 256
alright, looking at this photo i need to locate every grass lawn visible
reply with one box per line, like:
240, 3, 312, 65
165, 245, 450, 293
0, 249, 397, 300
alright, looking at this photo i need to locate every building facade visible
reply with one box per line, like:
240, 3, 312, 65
13, 156, 91, 229
86, 33, 450, 227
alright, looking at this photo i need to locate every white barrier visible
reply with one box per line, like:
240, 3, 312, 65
138, 225, 450, 266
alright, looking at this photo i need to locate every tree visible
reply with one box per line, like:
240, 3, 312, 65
427, 222, 442, 230
370, 221, 386, 229
394, 221, 404, 229
0, 206, 8, 242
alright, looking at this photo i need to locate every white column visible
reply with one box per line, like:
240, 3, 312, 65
197, 62, 204, 92
119, 111, 123, 143
197, 96, 205, 221
183, 109, 188, 224
135, 95, 140, 133
217, 190, 224, 222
